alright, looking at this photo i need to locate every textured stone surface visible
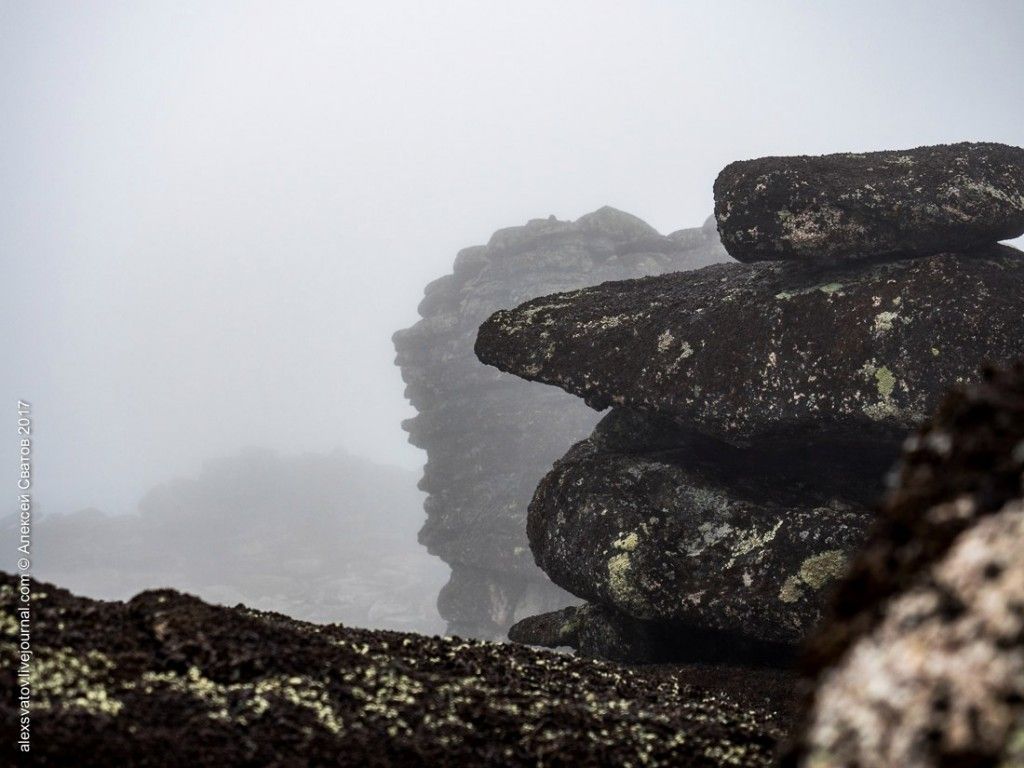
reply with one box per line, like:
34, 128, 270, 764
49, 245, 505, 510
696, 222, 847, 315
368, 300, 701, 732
477, 247, 1024, 446
0, 574, 791, 767
800, 503, 1024, 767
509, 602, 799, 668
714, 142, 1024, 263
526, 410, 873, 643
788, 362, 1024, 767
394, 206, 729, 638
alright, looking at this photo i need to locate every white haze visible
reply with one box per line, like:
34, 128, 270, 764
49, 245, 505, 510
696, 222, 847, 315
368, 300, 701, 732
2, 0, 1023, 519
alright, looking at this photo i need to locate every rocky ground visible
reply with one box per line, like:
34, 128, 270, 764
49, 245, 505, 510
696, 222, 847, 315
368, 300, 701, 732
393, 206, 729, 638
1, 573, 793, 767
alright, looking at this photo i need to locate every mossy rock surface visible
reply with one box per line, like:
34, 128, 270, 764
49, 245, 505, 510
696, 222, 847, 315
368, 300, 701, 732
1, 574, 790, 767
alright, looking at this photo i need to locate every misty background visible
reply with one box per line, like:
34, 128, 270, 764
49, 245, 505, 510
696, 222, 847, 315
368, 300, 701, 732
2, 1, 1023, 629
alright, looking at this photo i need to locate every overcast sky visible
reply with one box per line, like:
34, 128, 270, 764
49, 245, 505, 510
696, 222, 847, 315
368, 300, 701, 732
3, 1, 1023, 516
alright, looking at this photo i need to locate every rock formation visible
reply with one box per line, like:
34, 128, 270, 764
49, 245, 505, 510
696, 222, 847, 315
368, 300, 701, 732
786, 362, 1024, 767
714, 142, 1024, 263
476, 142, 1024, 662
393, 206, 729, 638
0, 573, 793, 767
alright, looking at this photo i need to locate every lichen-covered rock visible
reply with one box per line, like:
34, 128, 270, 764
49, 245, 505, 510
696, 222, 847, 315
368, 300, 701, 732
476, 247, 1024, 446
799, 502, 1024, 767
394, 206, 729, 638
0, 574, 791, 767
526, 413, 873, 644
713, 142, 1024, 263
787, 362, 1024, 767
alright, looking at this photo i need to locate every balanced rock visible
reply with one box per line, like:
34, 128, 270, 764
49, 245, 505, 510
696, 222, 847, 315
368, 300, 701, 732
476, 246, 1024, 446
714, 142, 1024, 263
0, 574, 790, 767
789, 363, 1024, 767
527, 410, 874, 644
394, 206, 729, 638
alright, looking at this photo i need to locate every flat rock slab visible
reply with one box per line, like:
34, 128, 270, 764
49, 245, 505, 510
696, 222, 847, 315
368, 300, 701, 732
476, 247, 1024, 445
714, 142, 1024, 263
527, 429, 872, 644
0, 574, 788, 767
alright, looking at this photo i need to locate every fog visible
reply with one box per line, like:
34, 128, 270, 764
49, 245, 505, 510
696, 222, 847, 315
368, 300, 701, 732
2, 2, 1023, 627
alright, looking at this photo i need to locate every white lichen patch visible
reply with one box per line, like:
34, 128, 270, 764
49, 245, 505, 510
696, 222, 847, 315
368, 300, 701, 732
778, 550, 848, 604
29, 647, 124, 716
871, 311, 901, 336
613, 532, 640, 552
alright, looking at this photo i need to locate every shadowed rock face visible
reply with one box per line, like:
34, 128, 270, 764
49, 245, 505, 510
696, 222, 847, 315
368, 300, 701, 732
509, 602, 798, 668
393, 206, 729, 639
0, 574, 793, 767
477, 246, 1024, 446
714, 142, 1024, 263
787, 362, 1024, 767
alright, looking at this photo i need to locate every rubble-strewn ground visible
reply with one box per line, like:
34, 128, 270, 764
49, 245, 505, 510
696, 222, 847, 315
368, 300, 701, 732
1, 573, 794, 767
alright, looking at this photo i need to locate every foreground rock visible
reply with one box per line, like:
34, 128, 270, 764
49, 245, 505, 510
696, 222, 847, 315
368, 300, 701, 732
714, 142, 1024, 263
789, 363, 1024, 767
477, 247, 1024, 446
394, 206, 729, 638
0, 574, 792, 767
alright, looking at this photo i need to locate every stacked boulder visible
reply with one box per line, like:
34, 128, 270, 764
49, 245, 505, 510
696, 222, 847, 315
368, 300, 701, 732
477, 142, 1024, 661
393, 207, 729, 639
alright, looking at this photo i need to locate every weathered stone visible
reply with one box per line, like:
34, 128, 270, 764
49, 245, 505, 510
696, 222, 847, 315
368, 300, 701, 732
509, 604, 665, 662
787, 362, 1024, 767
509, 601, 799, 667
714, 142, 1024, 263
800, 502, 1024, 767
0, 574, 791, 767
476, 247, 1024, 446
527, 411, 873, 644
394, 206, 729, 638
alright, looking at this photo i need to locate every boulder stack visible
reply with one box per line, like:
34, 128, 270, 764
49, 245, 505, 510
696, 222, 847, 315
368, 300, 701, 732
393, 207, 729, 639
476, 142, 1024, 661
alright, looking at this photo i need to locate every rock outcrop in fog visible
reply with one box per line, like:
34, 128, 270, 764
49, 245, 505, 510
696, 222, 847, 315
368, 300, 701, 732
0, 574, 791, 767
393, 207, 729, 638
477, 142, 1024, 662
2, 448, 446, 633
